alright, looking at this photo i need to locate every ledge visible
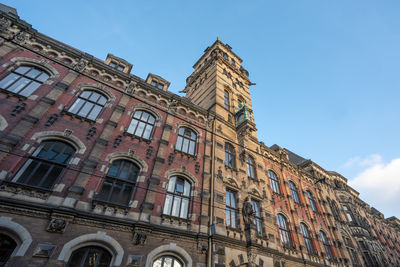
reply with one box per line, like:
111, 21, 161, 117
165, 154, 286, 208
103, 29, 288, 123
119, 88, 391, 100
0, 181, 52, 200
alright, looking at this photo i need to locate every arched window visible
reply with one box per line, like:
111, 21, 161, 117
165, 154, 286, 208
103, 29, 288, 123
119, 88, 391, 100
68, 90, 107, 120
251, 199, 262, 235
13, 140, 75, 189
0, 234, 17, 267
0, 65, 50, 97
127, 110, 156, 139
300, 223, 314, 254
96, 159, 139, 206
163, 176, 191, 219
306, 191, 317, 212
153, 255, 183, 267
175, 127, 197, 156
225, 143, 235, 168
67, 246, 112, 267
277, 214, 291, 247
289, 181, 299, 203
343, 205, 354, 222
246, 157, 256, 179
225, 189, 238, 229
224, 90, 230, 110
320, 231, 333, 260
268, 170, 280, 194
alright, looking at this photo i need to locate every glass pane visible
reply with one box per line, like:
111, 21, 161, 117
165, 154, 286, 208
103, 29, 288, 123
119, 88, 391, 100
78, 102, 94, 117
98, 181, 112, 201
176, 136, 183, 151
141, 112, 149, 122
163, 194, 172, 214
16, 160, 38, 184
174, 259, 182, 267
153, 258, 163, 267
83, 250, 100, 267
27, 162, 51, 187
167, 177, 176, 192
164, 257, 173, 267
171, 197, 181, 217
7, 77, 30, 93
107, 161, 120, 177
127, 119, 138, 134
80, 91, 90, 99
148, 115, 155, 124
67, 248, 86, 267
135, 122, 145, 137
98, 250, 112, 267
178, 127, 184, 135
89, 92, 100, 102
36, 72, 49, 82
230, 192, 236, 208
118, 161, 131, 180
121, 184, 133, 205
133, 110, 142, 119
110, 182, 123, 203
226, 209, 231, 226
175, 181, 184, 194
88, 105, 102, 120
97, 96, 107, 105
183, 180, 190, 196
41, 165, 62, 189
25, 68, 41, 79
180, 198, 189, 218
188, 141, 195, 155
20, 81, 40, 96
15, 66, 30, 74
182, 138, 189, 153
68, 99, 85, 114
0, 73, 19, 89
143, 125, 152, 139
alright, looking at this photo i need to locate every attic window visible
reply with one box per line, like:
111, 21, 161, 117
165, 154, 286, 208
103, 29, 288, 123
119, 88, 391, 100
109, 61, 124, 71
223, 53, 228, 60
151, 80, 164, 90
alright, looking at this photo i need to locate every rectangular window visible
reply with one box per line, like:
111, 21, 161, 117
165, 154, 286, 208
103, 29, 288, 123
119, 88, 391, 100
251, 200, 262, 235
224, 91, 230, 109
226, 189, 238, 228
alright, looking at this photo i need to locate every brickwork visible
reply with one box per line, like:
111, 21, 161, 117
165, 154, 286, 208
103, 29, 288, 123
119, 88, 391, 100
0, 6, 398, 267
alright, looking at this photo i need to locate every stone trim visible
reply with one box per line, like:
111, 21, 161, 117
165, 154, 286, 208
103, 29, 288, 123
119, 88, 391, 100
0, 216, 32, 257
77, 83, 116, 101
164, 169, 199, 187
30, 131, 86, 154
105, 152, 148, 172
145, 243, 192, 267
0, 115, 8, 131
10, 57, 60, 78
57, 231, 124, 266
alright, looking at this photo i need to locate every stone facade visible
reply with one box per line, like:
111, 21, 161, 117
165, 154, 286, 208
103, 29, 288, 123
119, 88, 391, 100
0, 5, 398, 267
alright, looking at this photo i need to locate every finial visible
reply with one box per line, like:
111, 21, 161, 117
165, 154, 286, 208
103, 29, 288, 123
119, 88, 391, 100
217, 36, 219, 41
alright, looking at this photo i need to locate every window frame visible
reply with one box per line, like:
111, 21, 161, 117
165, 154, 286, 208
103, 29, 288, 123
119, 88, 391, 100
225, 143, 236, 169
277, 214, 292, 247
67, 90, 108, 121
67, 246, 112, 267
126, 110, 156, 140
251, 199, 262, 235
0, 65, 50, 97
163, 176, 192, 219
12, 140, 75, 190
343, 205, 354, 222
96, 159, 139, 206
175, 127, 197, 156
306, 191, 317, 212
226, 189, 239, 229
152, 255, 183, 267
289, 181, 300, 203
246, 156, 256, 179
320, 231, 333, 260
300, 223, 314, 254
268, 170, 280, 194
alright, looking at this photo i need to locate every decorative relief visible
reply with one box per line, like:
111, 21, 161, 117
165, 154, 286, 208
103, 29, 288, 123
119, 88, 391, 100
11, 102, 26, 116
146, 146, 153, 159
0, 17, 11, 33
132, 231, 147, 245
46, 218, 67, 233
13, 31, 30, 45
86, 127, 97, 139
45, 114, 58, 127
0, 182, 50, 200
73, 58, 88, 72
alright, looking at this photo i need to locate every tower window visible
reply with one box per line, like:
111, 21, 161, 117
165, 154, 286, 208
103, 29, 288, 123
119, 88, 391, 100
251, 199, 262, 234
226, 189, 238, 228
225, 143, 236, 169
224, 90, 230, 110
223, 53, 228, 60
246, 157, 256, 179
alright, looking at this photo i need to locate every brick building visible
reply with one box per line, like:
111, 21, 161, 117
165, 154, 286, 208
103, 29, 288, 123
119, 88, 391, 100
0, 5, 398, 267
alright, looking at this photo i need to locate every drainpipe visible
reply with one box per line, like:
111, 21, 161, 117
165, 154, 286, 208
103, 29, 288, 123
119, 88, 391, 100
208, 117, 216, 267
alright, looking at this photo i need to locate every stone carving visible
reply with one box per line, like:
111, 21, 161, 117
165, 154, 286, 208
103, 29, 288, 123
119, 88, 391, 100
126, 81, 137, 94
32, 243, 55, 258
197, 242, 208, 254
216, 168, 223, 181
0, 182, 50, 200
11, 102, 26, 116
242, 197, 255, 226
86, 126, 97, 139
47, 218, 67, 233
146, 146, 153, 159
73, 58, 88, 72
168, 152, 175, 165
247, 250, 257, 267
195, 162, 200, 173
13, 31, 30, 45
45, 114, 58, 127
113, 135, 122, 148
132, 231, 147, 245
64, 129, 73, 136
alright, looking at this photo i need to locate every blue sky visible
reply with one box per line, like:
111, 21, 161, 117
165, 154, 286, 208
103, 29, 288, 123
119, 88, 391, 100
5, 0, 400, 217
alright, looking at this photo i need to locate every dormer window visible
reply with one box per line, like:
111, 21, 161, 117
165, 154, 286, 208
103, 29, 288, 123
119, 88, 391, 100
231, 59, 235, 66
109, 61, 124, 71
223, 53, 228, 60
151, 80, 164, 90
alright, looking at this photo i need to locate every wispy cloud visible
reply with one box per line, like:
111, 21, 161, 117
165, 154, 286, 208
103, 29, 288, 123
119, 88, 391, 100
348, 155, 400, 217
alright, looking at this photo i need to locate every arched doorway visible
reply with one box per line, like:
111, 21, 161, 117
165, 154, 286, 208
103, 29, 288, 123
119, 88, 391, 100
67, 246, 112, 267
0, 233, 17, 267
